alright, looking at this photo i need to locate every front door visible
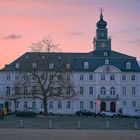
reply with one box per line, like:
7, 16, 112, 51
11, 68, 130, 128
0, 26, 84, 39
100, 101, 106, 111
110, 101, 116, 112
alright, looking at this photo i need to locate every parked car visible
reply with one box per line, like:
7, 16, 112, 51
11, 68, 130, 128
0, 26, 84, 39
99, 111, 118, 117
75, 110, 96, 117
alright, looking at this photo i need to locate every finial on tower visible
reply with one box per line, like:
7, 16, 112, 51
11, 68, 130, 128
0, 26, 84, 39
99, 7, 104, 19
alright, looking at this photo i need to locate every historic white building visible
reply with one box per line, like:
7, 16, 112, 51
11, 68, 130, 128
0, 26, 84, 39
0, 11, 140, 114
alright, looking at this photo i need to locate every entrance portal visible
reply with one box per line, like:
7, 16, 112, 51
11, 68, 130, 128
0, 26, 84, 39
100, 101, 106, 111
110, 102, 116, 112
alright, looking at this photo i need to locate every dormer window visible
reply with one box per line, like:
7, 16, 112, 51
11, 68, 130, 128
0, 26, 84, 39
126, 62, 131, 69
26, 55, 29, 59
105, 59, 109, 65
49, 63, 54, 69
32, 63, 37, 69
42, 56, 45, 59
15, 63, 20, 69
84, 61, 89, 69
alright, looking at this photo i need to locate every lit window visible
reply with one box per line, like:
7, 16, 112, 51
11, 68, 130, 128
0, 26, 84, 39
126, 62, 131, 69
15, 63, 20, 69
32, 63, 37, 69
49, 63, 54, 69
66, 64, 71, 69
84, 61, 89, 69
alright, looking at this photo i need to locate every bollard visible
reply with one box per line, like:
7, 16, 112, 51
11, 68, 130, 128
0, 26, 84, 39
134, 121, 138, 129
106, 121, 109, 129
49, 120, 52, 129
19, 120, 23, 128
78, 121, 81, 129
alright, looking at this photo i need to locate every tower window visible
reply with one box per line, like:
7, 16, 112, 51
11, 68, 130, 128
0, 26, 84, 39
83, 61, 89, 69
104, 52, 108, 56
105, 59, 109, 65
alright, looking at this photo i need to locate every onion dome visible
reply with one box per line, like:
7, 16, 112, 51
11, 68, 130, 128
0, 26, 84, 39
96, 10, 107, 29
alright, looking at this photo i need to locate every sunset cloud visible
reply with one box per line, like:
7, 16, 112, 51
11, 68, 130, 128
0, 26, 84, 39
2, 34, 22, 40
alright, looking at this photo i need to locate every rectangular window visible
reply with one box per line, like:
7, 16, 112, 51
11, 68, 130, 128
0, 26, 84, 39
89, 101, 93, 109
80, 74, 84, 80
122, 75, 126, 81
49, 101, 53, 109
80, 101, 84, 110
122, 87, 126, 95
132, 101, 136, 107
101, 74, 105, 80
32, 101, 36, 109
24, 101, 27, 108
16, 101, 20, 108
6, 86, 10, 95
80, 87, 83, 95
6, 74, 10, 80
58, 87, 62, 95
122, 101, 126, 106
58, 101, 62, 109
32, 86, 37, 94
132, 87, 136, 95
89, 75, 93, 80
66, 101, 71, 109
89, 87, 93, 95
131, 75, 135, 81
110, 74, 115, 80
24, 86, 28, 94
15, 86, 19, 94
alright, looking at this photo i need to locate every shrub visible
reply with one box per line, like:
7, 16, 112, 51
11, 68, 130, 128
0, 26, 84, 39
16, 111, 37, 118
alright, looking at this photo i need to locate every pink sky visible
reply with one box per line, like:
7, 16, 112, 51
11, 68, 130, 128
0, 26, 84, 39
0, 0, 140, 68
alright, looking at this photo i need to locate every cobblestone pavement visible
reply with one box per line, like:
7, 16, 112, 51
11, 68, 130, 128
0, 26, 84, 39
0, 129, 140, 140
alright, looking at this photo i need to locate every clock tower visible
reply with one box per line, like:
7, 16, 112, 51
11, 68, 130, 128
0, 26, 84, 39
93, 9, 111, 51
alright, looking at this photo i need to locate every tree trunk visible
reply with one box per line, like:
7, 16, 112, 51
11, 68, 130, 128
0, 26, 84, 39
43, 97, 48, 116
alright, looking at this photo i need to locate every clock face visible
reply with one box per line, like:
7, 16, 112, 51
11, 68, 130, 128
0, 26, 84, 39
100, 42, 106, 48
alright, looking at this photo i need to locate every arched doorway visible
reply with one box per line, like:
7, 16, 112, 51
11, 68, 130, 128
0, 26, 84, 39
110, 102, 116, 112
100, 101, 106, 111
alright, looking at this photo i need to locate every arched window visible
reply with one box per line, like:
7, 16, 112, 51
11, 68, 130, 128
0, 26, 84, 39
110, 87, 115, 95
15, 63, 20, 69
49, 63, 54, 69
100, 87, 106, 95
32, 63, 37, 69
84, 61, 89, 69
126, 62, 131, 69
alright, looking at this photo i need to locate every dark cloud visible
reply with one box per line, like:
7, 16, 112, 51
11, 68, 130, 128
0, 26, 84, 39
2, 34, 22, 40
70, 32, 86, 36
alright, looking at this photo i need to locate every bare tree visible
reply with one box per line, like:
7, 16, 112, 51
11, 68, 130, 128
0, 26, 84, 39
13, 37, 77, 116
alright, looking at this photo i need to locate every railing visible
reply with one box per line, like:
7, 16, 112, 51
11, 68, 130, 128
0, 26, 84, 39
98, 94, 119, 100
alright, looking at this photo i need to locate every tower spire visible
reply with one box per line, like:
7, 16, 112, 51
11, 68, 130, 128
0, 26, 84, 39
99, 7, 104, 19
